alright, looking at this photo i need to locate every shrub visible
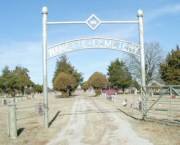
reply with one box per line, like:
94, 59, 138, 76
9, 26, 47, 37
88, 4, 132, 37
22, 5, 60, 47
54, 72, 76, 96
88, 72, 108, 96
81, 81, 89, 91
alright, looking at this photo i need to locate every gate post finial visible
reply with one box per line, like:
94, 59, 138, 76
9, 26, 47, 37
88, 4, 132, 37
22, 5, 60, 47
137, 9, 143, 17
42, 6, 48, 14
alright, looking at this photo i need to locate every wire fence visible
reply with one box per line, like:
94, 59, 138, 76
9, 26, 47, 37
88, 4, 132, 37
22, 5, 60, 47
6, 98, 44, 138
16, 103, 44, 120
103, 85, 180, 125
103, 93, 143, 119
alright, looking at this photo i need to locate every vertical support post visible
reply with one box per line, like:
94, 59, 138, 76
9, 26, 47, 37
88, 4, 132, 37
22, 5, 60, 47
8, 98, 17, 139
137, 9, 146, 117
42, 6, 48, 128
169, 86, 172, 121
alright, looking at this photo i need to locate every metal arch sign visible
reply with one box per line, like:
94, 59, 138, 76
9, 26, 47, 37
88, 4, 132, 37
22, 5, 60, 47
42, 6, 146, 128
48, 38, 140, 58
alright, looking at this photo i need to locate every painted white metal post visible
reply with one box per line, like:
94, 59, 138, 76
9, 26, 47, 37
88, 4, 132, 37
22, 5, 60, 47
42, 6, 48, 128
137, 9, 146, 116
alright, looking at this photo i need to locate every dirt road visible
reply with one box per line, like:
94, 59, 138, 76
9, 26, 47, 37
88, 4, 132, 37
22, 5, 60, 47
46, 96, 153, 145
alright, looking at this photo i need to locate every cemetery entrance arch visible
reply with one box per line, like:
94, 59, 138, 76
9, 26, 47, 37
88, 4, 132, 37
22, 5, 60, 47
42, 7, 146, 128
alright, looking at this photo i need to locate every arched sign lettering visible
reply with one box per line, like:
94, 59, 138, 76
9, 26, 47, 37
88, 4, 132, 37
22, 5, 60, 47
48, 38, 140, 58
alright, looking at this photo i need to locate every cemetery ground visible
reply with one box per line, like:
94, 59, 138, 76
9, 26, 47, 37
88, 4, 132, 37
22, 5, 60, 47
0, 92, 180, 145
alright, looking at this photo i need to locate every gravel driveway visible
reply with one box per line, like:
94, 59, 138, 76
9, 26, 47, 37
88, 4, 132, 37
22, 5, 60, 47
46, 96, 153, 145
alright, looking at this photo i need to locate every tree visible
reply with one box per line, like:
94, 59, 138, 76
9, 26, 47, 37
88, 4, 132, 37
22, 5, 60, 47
53, 55, 83, 90
33, 84, 43, 93
88, 72, 108, 96
0, 71, 18, 96
160, 46, 180, 85
13, 66, 33, 94
107, 59, 132, 92
130, 80, 141, 90
0, 66, 11, 94
81, 81, 89, 91
0, 66, 33, 97
2, 66, 10, 75
53, 72, 76, 96
127, 42, 163, 84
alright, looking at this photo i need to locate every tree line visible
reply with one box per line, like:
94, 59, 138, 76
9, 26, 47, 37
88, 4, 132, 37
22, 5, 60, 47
0, 66, 42, 97
53, 57, 139, 96
81, 59, 138, 96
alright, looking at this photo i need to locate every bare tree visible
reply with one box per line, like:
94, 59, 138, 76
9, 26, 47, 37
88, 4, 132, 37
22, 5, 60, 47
127, 42, 163, 85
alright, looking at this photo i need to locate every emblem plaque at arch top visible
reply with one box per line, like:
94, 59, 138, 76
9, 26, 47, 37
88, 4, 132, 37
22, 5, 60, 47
42, 6, 146, 128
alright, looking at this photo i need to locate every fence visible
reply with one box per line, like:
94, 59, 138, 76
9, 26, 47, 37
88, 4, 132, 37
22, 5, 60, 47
103, 86, 180, 125
144, 85, 180, 124
0, 94, 41, 106
7, 98, 44, 139
103, 92, 143, 119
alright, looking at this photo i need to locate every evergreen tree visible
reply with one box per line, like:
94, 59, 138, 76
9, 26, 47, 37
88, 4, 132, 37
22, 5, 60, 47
107, 59, 132, 92
54, 72, 76, 96
88, 72, 108, 96
53, 55, 83, 92
160, 46, 180, 85
81, 81, 89, 91
13, 66, 33, 94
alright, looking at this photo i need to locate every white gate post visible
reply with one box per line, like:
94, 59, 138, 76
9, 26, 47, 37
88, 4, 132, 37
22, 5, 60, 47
42, 6, 49, 128
137, 9, 146, 116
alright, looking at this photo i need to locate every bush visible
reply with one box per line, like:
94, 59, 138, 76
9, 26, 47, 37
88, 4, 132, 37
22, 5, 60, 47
33, 84, 43, 93
53, 56, 83, 91
53, 72, 76, 97
88, 72, 108, 96
81, 81, 89, 91
95, 89, 101, 96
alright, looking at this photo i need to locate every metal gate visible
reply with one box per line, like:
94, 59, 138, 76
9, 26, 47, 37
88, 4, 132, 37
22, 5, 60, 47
145, 85, 180, 124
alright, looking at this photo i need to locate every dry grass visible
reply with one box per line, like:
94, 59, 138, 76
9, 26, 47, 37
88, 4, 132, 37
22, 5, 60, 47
132, 120, 180, 145
0, 93, 75, 145
0, 93, 179, 145
103, 94, 180, 145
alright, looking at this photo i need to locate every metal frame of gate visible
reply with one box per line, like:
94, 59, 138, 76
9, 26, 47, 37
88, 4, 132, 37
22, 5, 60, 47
41, 6, 146, 128
145, 85, 180, 124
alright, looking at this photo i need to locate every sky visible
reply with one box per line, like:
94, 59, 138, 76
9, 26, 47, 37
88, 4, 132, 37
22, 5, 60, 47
0, 0, 180, 87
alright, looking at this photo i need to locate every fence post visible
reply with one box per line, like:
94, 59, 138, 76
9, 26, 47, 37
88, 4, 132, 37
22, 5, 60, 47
169, 86, 172, 121
8, 98, 17, 139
